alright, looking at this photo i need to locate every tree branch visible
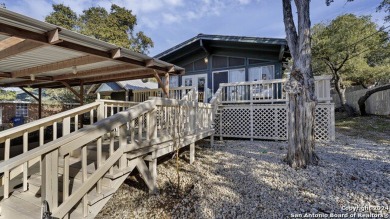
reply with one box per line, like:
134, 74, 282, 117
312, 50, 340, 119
335, 54, 349, 72
282, 0, 299, 58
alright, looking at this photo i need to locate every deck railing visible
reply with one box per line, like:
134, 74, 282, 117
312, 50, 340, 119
0, 102, 103, 194
0, 97, 214, 218
133, 86, 193, 102
214, 75, 332, 104
133, 86, 207, 103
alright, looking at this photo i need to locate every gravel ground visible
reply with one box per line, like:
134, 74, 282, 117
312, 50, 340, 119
97, 133, 390, 218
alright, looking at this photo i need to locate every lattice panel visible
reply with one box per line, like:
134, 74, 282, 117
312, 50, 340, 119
214, 103, 334, 141
253, 105, 287, 140
315, 104, 333, 141
214, 113, 220, 135
221, 107, 251, 137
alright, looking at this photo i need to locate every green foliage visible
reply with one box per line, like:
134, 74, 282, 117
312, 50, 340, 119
44, 85, 95, 104
0, 88, 16, 101
312, 14, 390, 87
45, 4, 78, 30
377, 0, 389, 22
45, 4, 153, 54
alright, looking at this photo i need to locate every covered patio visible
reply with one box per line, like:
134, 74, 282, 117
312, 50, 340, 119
0, 8, 183, 118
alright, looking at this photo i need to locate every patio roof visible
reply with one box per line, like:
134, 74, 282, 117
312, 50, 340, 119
0, 8, 184, 89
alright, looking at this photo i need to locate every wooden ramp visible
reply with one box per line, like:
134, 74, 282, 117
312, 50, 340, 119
0, 92, 214, 218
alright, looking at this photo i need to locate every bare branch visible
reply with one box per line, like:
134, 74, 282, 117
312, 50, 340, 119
282, 0, 299, 58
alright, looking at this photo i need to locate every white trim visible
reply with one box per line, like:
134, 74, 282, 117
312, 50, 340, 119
248, 65, 275, 81
182, 73, 207, 88
212, 68, 245, 93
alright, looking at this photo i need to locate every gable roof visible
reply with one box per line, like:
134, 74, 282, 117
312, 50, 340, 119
155, 33, 288, 60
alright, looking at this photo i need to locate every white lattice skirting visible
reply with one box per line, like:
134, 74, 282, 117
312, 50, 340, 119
214, 103, 335, 141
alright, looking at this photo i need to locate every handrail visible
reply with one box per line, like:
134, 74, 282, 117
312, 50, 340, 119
0, 100, 155, 172
132, 86, 194, 93
96, 99, 138, 104
219, 78, 287, 87
0, 96, 215, 218
0, 102, 101, 143
213, 76, 331, 104
59, 101, 155, 156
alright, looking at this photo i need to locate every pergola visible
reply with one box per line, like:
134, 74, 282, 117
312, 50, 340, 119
0, 8, 183, 118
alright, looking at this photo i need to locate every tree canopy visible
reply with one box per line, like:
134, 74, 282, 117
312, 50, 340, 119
44, 4, 154, 104
45, 4, 153, 54
312, 14, 390, 110
0, 88, 16, 101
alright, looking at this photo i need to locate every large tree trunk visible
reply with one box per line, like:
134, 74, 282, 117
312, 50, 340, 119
282, 0, 318, 168
334, 73, 355, 116
358, 84, 390, 116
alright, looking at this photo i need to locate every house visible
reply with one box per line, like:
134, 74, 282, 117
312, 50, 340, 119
154, 34, 290, 101
0, 88, 79, 129
89, 79, 158, 101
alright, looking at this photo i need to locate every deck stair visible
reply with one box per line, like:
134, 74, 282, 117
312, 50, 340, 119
0, 88, 214, 218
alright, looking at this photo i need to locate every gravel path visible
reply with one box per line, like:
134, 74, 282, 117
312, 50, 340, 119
97, 133, 390, 218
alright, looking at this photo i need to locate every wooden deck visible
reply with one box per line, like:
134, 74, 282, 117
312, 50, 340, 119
0, 89, 214, 218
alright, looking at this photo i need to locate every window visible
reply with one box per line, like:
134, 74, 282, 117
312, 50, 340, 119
194, 58, 208, 71
228, 57, 245, 67
16, 103, 28, 117
248, 65, 275, 81
212, 56, 228, 69
169, 75, 179, 88
248, 58, 270, 65
183, 63, 193, 72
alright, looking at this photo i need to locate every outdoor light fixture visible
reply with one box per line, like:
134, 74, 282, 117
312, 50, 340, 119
204, 57, 208, 63
72, 66, 77, 74
30, 74, 35, 81
142, 78, 148, 83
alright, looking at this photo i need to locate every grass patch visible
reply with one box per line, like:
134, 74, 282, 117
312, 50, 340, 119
335, 113, 390, 144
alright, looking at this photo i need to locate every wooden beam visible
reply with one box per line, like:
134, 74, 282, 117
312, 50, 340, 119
0, 72, 11, 78
145, 59, 155, 67
53, 65, 138, 81
167, 65, 175, 73
31, 73, 157, 88
164, 72, 170, 97
153, 71, 169, 96
82, 69, 153, 83
28, 69, 155, 88
0, 36, 24, 50
80, 81, 84, 105
19, 87, 39, 101
110, 48, 121, 59
11, 55, 106, 78
4, 76, 53, 87
0, 39, 43, 61
60, 81, 81, 101
46, 28, 63, 44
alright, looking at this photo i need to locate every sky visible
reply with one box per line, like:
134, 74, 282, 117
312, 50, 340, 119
2, 0, 387, 56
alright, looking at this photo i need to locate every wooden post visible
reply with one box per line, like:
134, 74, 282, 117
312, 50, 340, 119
164, 72, 170, 98
96, 101, 104, 121
119, 125, 127, 170
148, 151, 157, 193
23, 132, 28, 191
190, 143, 195, 164
125, 90, 129, 101
38, 88, 42, 119
153, 71, 170, 97
80, 81, 84, 128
